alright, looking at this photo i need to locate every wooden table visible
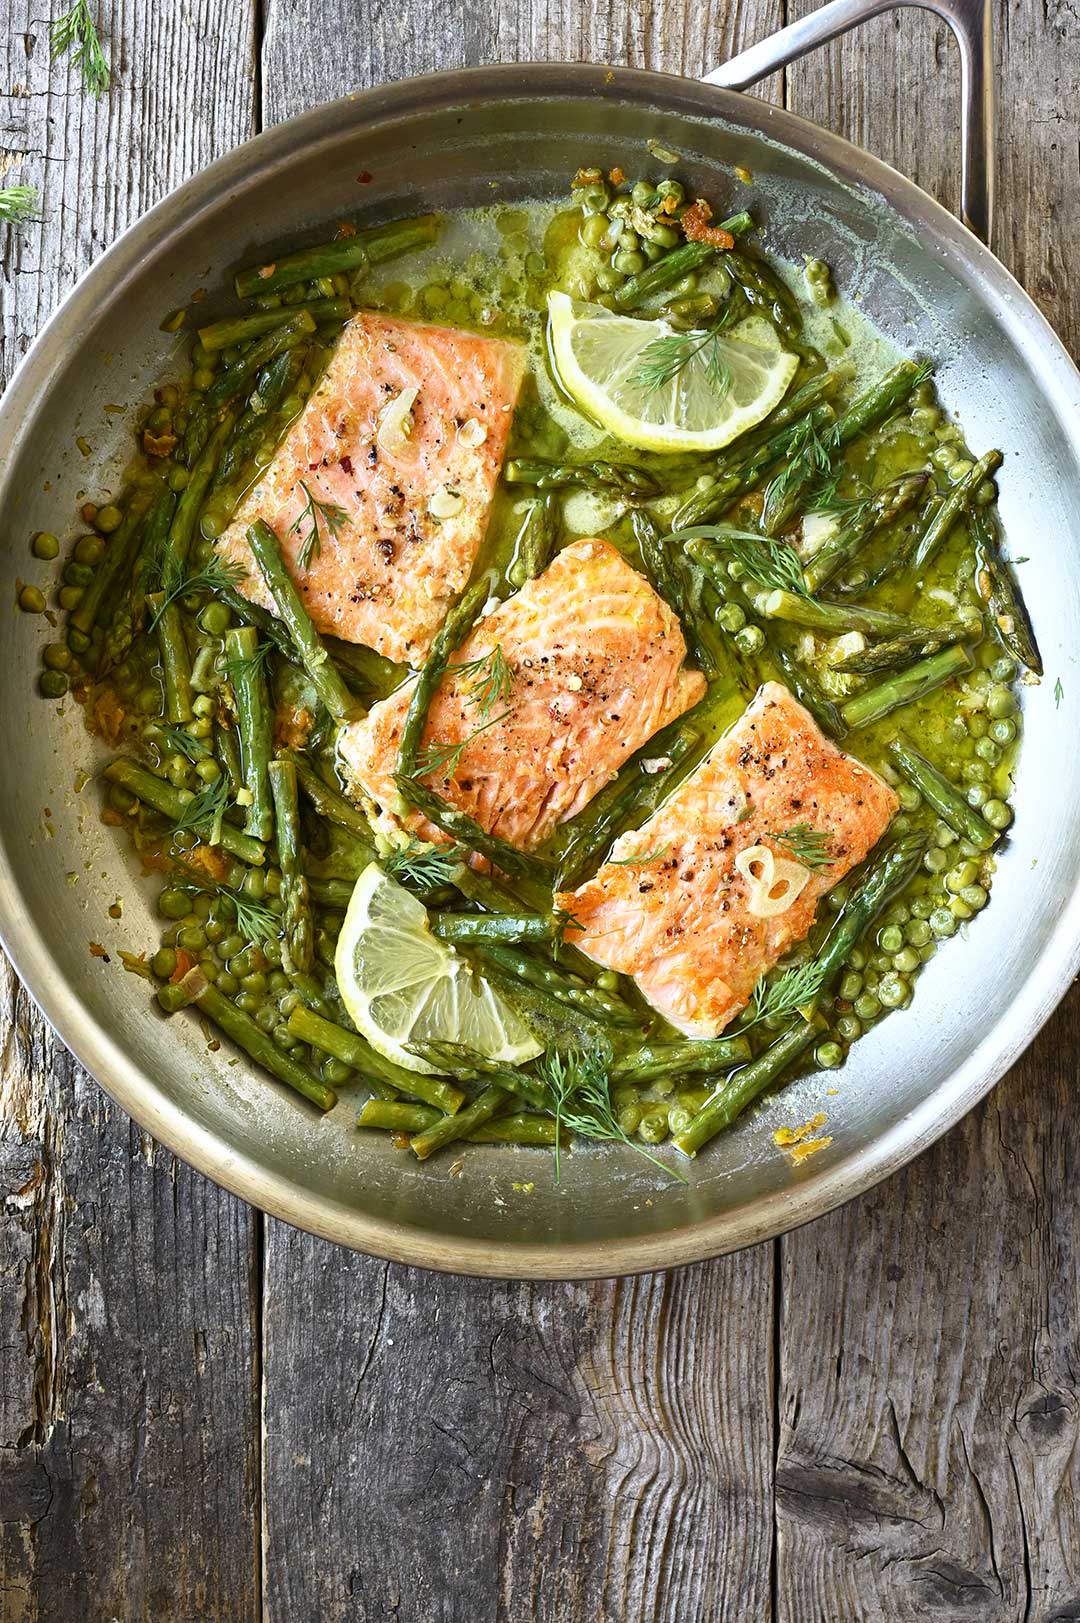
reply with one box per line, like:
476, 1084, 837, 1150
2, 2, 1078, 1616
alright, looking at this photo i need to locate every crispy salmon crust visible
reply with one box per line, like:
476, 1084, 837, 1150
557, 681, 898, 1037
216, 311, 525, 663
338, 537, 707, 853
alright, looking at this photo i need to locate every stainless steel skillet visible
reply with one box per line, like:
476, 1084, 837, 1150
1, 0, 1078, 1279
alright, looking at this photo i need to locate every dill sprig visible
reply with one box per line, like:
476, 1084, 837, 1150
631, 326, 732, 400
384, 836, 470, 890
223, 638, 272, 688
765, 823, 834, 870
50, 2, 110, 98
540, 1048, 688, 1184
449, 644, 513, 720
290, 480, 349, 571
745, 958, 827, 1029
767, 417, 842, 506
149, 552, 246, 628
609, 843, 671, 867
166, 857, 278, 943
0, 186, 39, 226
154, 724, 212, 764
673, 524, 809, 596
171, 775, 231, 846
414, 709, 513, 781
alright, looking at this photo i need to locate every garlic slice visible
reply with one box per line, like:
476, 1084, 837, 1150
456, 417, 487, 448
735, 844, 811, 918
429, 485, 465, 521
376, 386, 418, 459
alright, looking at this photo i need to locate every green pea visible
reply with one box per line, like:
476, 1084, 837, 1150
909, 898, 932, 922
39, 669, 69, 698
178, 925, 208, 953
878, 925, 904, 955
205, 919, 226, 945
897, 784, 921, 812
717, 603, 746, 633
853, 992, 881, 1022
324, 1057, 352, 1086
735, 624, 765, 655
815, 1040, 844, 1070
631, 180, 657, 207
966, 783, 989, 808
191, 894, 213, 921
982, 798, 1012, 830
613, 250, 646, 275
878, 973, 910, 1010
910, 405, 941, 432
235, 992, 260, 1015
963, 759, 991, 784
581, 213, 609, 248
19, 584, 47, 613
638, 1112, 669, 1145
157, 888, 190, 920
836, 1014, 862, 1043
838, 971, 863, 1001
64, 561, 94, 588
212, 970, 237, 997
929, 907, 958, 939
618, 1104, 642, 1136
267, 970, 290, 996
255, 1005, 277, 1034
966, 712, 988, 739
892, 947, 921, 974
197, 600, 232, 636
262, 937, 284, 966
986, 684, 1016, 719
42, 643, 71, 671
989, 717, 1016, 746
278, 989, 302, 1017
594, 265, 624, 293
265, 868, 282, 897
168, 465, 191, 492
74, 533, 105, 566
932, 444, 958, 470
95, 504, 123, 534
924, 848, 948, 874
974, 737, 1001, 766
945, 860, 979, 894
846, 946, 866, 971
149, 948, 177, 980
220, 932, 245, 960
32, 531, 60, 560
58, 584, 83, 611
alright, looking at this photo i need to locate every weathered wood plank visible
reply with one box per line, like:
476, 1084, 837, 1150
258, 6, 781, 1619
1, 3, 262, 1616
260, 1233, 775, 1622
776, 3, 1080, 1613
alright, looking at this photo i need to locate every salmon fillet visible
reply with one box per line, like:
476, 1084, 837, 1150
338, 537, 707, 853
216, 311, 525, 664
556, 681, 897, 1037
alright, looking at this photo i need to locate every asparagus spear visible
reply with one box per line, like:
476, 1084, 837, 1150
281, 748, 378, 848
511, 493, 560, 584
285, 1005, 465, 1113
160, 973, 335, 1111
358, 1099, 438, 1134
466, 940, 638, 1029
392, 775, 555, 887
171, 414, 237, 561
70, 485, 157, 636
611, 1035, 752, 1083
613, 215, 754, 308
224, 627, 274, 841
234, 214, 441, 299
268, 759, 314, 973
197, 297, 350, 352
911, 450, 1003, 573
103, 759, 266, 865
245, 519, 359, 723
467, 1115, 561, 1146
672, 402, 839, 531
762, 360, 931, 537
149, 591, 194, 725
802, 473, 930, 593
770, 646, 849, 740
396, 577, 491, 777
971, 507, 1042, 675
632, 510, 731, 679
831, 621, 972, 675
307, 878, 357, 908
762, 589, 913, 638
841, 643, 974, 729
431, 912, 559, 945
810, 829, 929, 999
184, 312, 316, 464
887, 739, 998, 850
555, 720, 699, 887
724, 250, 802, 340
504, 458, 659, 500
673, 1017, 823, 1156
410, 1085, 509, 1160
406, 1040, 549, 1110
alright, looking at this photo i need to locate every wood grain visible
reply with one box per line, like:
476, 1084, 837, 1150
776, 4, 1080, 1615
260, 1233, 775, 1621
0, 4, 262, 1617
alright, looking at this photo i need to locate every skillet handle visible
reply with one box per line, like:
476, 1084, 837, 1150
703, 0, 994, 245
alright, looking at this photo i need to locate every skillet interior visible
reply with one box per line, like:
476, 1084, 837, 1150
2, 65, 1079, 1278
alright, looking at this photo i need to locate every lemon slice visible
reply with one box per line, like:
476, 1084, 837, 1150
334, 864, 543, 1074
547, 290, 799, 454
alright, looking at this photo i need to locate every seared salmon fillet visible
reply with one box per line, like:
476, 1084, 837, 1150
338, 537, 707, 852
216, 311, 525, 663
557, 681, 897, 1037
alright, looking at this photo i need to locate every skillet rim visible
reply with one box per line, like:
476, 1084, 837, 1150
2, 61, 1079, 1279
